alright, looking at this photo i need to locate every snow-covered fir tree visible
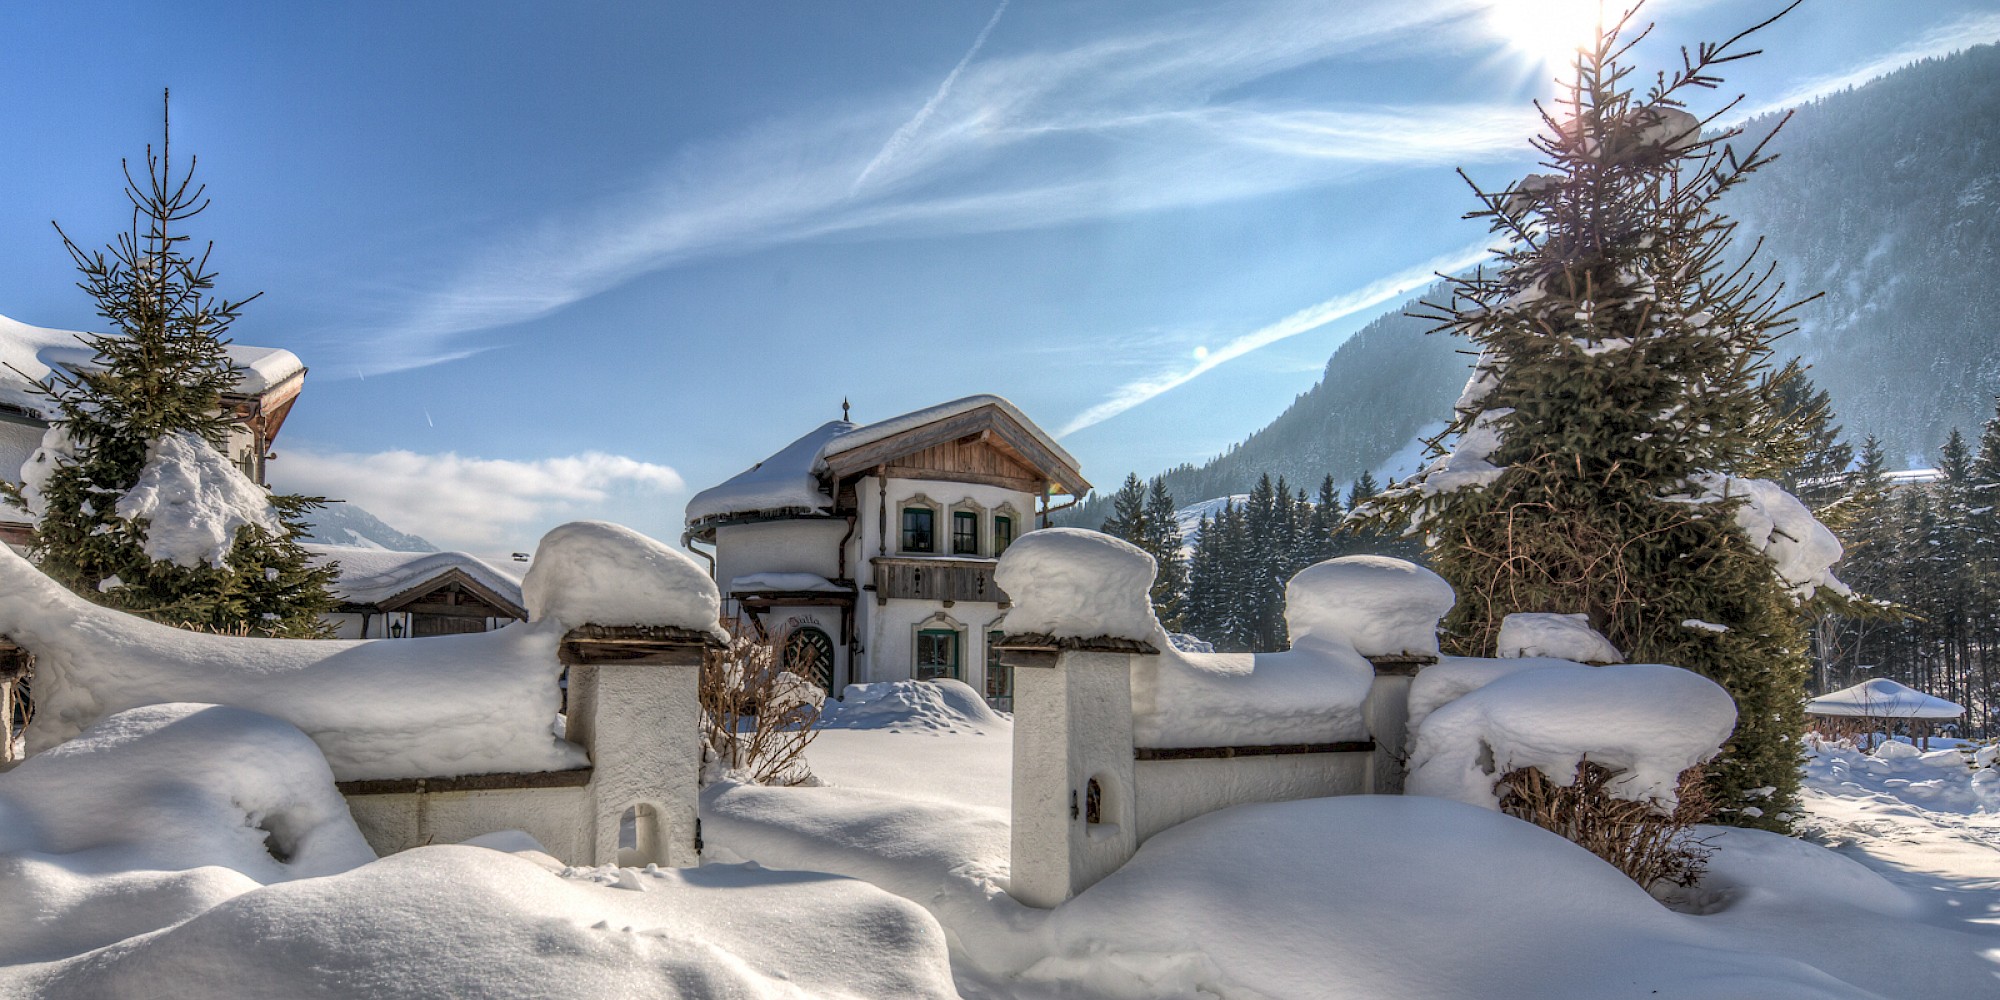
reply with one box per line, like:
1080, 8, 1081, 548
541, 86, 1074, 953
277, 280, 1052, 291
1142, 477, 1188, 631
7, 95, 337, 636
1355, 7, 1852, 829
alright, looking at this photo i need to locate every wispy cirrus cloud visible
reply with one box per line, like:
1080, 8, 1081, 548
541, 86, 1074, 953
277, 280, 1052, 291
1058, 240, 1491, 436
1742, 9, 2000, 119
329, 0, 1527, 375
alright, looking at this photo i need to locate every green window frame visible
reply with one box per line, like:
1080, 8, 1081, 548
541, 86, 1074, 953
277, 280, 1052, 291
993, 515, 1014, 555
985, 629, 1011, 701
901, 506, 935, 553
952, 510, 980, 555
916, 628, 961, 681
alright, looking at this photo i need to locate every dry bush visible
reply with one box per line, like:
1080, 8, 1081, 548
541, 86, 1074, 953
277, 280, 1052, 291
1498, 762, 1712, 889
700, 616, 824, 786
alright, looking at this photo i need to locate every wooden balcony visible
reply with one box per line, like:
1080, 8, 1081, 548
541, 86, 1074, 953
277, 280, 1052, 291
869, 556, 1007, 606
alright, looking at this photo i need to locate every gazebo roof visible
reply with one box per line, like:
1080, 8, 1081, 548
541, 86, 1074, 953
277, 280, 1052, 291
1804, 678, 1963, 720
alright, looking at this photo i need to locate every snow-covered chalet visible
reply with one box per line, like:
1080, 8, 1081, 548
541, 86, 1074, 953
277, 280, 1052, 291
684, 395, 1089, 703
0, 314, 304, 550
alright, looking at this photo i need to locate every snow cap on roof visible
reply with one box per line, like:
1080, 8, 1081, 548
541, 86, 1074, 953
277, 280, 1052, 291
1805, 677, 1963, 720
0, 312, 302, 419
305, 544, 525, 612
684, 394, 1081, 528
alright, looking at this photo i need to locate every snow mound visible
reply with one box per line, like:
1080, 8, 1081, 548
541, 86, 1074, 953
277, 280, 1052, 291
1284, 556, 1453, 657
521, 520, 723, 639
0, 544, 586, 780
1496, 612, 1624, 663
993, 527, 1157, 641
1164, 631, 1214, 653
1405, 655, 1581, 736
1, 704, 959, 999
1029, 796, 1867, 1000
822, 679, 1007, 734
1133, 639, 1373, 749
1408, 662, 1736, 814
0, 704, 376, 965
1670, 826, 1919, 919
112, 432, 287, 569
1806, 740, 1998, 814
16, 847, 957, 1000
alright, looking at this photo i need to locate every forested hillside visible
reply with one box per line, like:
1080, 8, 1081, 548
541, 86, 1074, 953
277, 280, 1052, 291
1065, 44, 2000, 523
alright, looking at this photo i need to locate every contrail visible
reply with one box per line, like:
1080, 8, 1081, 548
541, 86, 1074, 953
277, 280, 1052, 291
1058, 240, 1491, 437
851, 0, 1011, 193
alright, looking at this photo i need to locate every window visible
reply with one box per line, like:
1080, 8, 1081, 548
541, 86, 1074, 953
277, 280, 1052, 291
901, 506, 935, 553
915, 628, 960, 681
952, 510, 980, 555
993, 515, 1014, 555
985, 629, 1011, 703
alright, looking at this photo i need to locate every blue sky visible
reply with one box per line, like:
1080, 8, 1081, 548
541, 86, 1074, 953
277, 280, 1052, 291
1, 0, 1993, 560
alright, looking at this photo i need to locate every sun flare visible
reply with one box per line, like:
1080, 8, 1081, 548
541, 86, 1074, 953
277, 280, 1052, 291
1486, 0, 1605, 75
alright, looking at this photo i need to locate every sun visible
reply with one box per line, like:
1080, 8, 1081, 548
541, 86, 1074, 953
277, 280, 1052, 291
1485, 0, 1605, 76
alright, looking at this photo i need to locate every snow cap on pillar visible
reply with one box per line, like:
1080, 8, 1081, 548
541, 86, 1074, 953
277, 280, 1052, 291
522, 521, 724, 641
994, 527, 1158, 642
1285, 556, 1453, 657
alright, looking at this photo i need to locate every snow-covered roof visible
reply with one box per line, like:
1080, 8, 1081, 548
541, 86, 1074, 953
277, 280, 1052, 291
0, 313, 304, 420
685, 394, 1084, 529
1805, 678, 1963, 720
306, 544, 526, 615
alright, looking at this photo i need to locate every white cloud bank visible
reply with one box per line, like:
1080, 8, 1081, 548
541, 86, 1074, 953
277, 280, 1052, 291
271, 449, 685, 559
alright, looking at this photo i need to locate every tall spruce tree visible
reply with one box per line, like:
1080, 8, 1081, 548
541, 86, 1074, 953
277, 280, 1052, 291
1355, 6, 1848, 829
1143, 477, 1189, 630
1099, 472, 1149, 543
9, 93, 336, 636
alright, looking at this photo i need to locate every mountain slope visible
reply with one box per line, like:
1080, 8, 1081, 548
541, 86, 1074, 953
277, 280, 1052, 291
1066, 44, 2000, 521
302, 502, 439, 552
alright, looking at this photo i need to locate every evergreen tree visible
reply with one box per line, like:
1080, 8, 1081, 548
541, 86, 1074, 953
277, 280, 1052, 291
1143, 477, 1189, 631
7, 94, 336, 636
1355, 7, 1845, 829
1301, 475, 1343, 565
1099, 472, 1149, 543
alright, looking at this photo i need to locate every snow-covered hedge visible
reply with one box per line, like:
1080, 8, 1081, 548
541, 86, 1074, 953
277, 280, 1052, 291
1, 519, 725, 780
1407, 662, 1736, 814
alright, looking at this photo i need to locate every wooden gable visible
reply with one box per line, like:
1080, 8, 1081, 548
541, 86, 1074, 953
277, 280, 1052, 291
822, 403, 1089, 496
364, 567, 529, 622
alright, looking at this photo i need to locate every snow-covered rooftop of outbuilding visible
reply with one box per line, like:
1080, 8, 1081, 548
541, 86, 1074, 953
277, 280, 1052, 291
0, 312, 304, 419
685, 394, 1082, 527
1806, 677, 1964, 720
305, 544, 525, 612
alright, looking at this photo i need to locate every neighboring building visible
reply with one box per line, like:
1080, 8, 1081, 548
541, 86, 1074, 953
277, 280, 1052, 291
684, 395, 1089, 703
307, 545, 528, 639
0, 313, 305, 548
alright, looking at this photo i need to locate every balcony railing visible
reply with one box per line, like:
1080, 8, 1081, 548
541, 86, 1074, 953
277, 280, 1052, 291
869, 556, 1006, 605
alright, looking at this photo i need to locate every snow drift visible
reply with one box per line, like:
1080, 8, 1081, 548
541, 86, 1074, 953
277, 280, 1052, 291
521, 520, 724, 640
1495, 612, 1624, 663
0, 705, 958, 999
994, 527, 1158, 641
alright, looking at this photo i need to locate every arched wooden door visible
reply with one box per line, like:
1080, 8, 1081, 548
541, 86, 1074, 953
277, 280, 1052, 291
783, 626, 836, 692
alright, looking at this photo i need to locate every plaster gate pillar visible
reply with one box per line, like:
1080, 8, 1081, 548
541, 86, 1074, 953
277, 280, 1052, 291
561, 624, 719, 868
1000, 633, 1155, 909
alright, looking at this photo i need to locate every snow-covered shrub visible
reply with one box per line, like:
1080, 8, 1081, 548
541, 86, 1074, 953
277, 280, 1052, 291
1407, 661, 1736, 887
1498, 761, 1712, 889
700, 616, 822, 786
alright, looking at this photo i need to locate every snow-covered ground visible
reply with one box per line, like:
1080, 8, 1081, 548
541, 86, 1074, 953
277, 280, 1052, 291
6, 679, 1996, 997
707, 685, 2000, 999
